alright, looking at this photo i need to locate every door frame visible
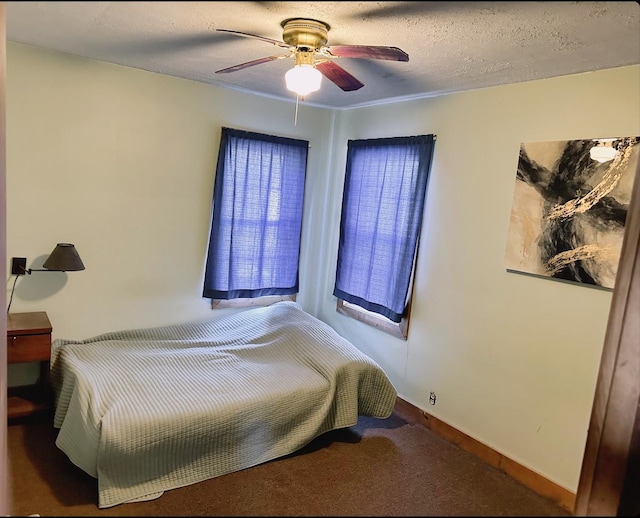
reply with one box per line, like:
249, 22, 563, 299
574, 156, 640, 515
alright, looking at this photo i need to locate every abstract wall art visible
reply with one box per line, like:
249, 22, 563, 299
504, 136, 639, 289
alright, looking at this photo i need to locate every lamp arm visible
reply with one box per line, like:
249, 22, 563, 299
21, 266, 72, 274
16, 266, 62, 275
27, 268, 75, 273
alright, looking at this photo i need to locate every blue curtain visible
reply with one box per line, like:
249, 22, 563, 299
203, 127, 309, 299
334, 135, 435, 322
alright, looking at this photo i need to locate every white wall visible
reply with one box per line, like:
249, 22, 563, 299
5, 43, 334, 382
318, 66, 640, 493
6, 42, 640, 495
6, 44, 333, 336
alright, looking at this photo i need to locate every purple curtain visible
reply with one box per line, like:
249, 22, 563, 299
334, 134, 435, 322
203, 127, 308, 299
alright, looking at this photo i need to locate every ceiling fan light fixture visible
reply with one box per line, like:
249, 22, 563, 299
216, 17, 407, 96
285, 64, 322, 97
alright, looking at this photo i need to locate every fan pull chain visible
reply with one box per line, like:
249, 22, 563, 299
294, 94, 299, 126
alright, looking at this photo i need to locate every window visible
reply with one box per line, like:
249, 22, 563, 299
334, 134, 435, 339
203, 127, 309, 306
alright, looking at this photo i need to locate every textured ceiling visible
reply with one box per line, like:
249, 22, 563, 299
6, 1, 640, 109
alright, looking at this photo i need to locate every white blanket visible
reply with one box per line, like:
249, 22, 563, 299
50, 301, 397, 508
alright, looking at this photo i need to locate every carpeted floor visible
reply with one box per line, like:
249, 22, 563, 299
7, 405, 571, 516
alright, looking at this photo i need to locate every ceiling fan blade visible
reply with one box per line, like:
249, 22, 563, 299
345, 1, 449, 19
316, 61, 364, 92
216, 29, 291, 49
216, 55, 287, 74
325, 45, 409, 62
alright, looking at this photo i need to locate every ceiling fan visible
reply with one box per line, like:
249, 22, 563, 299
215, 18, 409, 97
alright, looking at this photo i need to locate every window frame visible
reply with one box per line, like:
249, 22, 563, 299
337, 297, 412, 340
333, 134, 434, 340
203, 127, 309, 309
336, 240, 420, 340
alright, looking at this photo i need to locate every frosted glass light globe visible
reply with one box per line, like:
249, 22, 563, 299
285, 65, 322, 96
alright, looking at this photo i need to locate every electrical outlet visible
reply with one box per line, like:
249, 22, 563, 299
429, 391, 437, 405
11, 257, 27, 275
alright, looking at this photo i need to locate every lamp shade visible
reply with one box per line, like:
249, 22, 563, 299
285, 64, 322, 96
42, 243, 85, 271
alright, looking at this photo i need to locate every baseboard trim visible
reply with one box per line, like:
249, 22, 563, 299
394, 397, 576, 514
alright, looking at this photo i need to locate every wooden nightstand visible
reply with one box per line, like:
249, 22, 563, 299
7, 311, 53, 421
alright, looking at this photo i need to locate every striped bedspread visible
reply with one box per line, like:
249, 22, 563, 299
50, 301, 397, 508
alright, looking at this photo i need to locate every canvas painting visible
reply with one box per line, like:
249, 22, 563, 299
504, 136, 639, 289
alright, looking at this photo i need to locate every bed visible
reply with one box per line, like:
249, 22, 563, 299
50, 301, 398, 508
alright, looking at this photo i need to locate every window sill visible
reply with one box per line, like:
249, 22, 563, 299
211, 294, 296, 309
336, 299, 409, 340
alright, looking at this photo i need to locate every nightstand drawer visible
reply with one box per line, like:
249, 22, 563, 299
7, 333, 51, 363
